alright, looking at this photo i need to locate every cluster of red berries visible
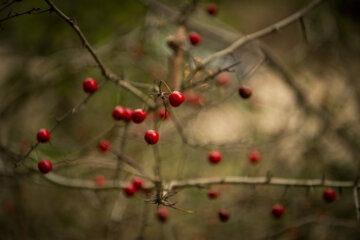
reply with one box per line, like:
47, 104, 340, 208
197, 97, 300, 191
36, 128, 53, 174
112, 106, 147, 123
123, 177, 144, 197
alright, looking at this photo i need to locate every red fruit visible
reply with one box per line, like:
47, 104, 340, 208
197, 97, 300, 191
218, 209, 230, 222
123, 184, 136, 197
132, 109, 147, 123
189, 32, 201, 46
206, 3, 218, 16
112, 106, 126, 120
323, 188, 336, 203
83, 78, 98, 93
249, 150, 261, 164
157, 207, 169, 222
208, 151, 222, 164
208, 190, 219, 199
132, 177, 143, 190
184, 91, 204, 106
169, 91, 185, 107
37, 128, 50, 143
271, 204, 285, 219
144, 130, 159, 144
94, 175, 106, 186
238, 85, 252, 99
123, 108, 133, 122
99, 140, 110, 152
38, 159, 53, 174
158, 108, 170, 120
216, 72, 231, 86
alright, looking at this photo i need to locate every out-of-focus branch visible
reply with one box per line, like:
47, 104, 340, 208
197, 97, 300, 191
0, 7, 51, 23
0, 0, 16, 13
196, 0, 324, 70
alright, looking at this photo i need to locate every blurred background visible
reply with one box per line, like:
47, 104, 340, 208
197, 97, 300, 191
1, 0, 360, 239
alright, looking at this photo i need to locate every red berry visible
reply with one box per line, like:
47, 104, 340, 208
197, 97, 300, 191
99, 140, 110, 152
132, 109, 147, 123
83, 78, 98, 93
323, 188, 336, 203
112, 106, 126, 120
208, 151, 222, 164
144, 130, 159, 144
249, 150, 261, 164
271, 204, 285, 219
37, 128, 50, 143
206, 3, 218, 16
158, 108, 170, 120
123, 108, 133, 122
184, 91, 204, 106
189, 32, 201, 46
94, 175, 106, 186
208, 190, 219, 199
216, 72, 231, 86
218, 209, 230, 222
123, 184, 137, 197
132, 177, 143, 190
38, 159, 53, 174
238, 85, 252, 99
169, 91, 185, 107
157, 207, 169, 222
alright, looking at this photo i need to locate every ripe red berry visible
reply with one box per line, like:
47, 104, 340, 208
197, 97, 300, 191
123, 184, 137, 197
208, 190, 219, 199
144, 130, 159, 144
158, 108, 170, 120
218, 209, 230, 222
94, 175, 106, 186
169, 91, 185, 107
208, 151, 222, 164
157, 207, 169, 222
83, 78, 98, 93
323, 188, 336, 203
38, 159, 53, 174
112, 106, 126, 120
99, 140, 110, 152
132, 177, 143, 190
271, 204, 285, 219
216, 72, 231, 86
189, 32, 201, 46
249, 150, 261, 164
184, 91, 204, 106
37, 128, 50, 143
238, 85, 252, 99
123, 108, 133, 122
132, 109, 147, 123
206, 3, 218, 16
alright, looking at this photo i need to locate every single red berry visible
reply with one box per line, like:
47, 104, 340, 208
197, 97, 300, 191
132, 177, 143, 190
94, 175, 106, 186
323, 188, 336, 203
271, 204, 285, 219
184, 91, 204, 106
189, 32, 201, 46
144, 130, 159, 144
123, 108, 133, 122
206, 3, 218, 16
99, 140, 110, 152
238, 85, 252, 99
112, 106, 126, 120
158, 108, 170, 120
208, 190, 219, 199
132, 109, 147, 123
38, 159, 53, 174
169, 91, 185, 107
216, 72, 231, 86
123, 184, 137, 197
249, 150, 261, 164
37, 128, 50, 143
157, 207, 169, 222
83, 78, 98, 93
218, 209, 230, 222
208, 151, 222, 164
